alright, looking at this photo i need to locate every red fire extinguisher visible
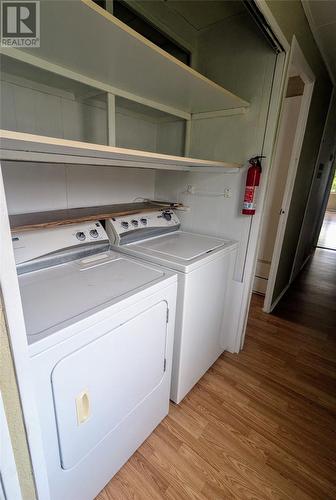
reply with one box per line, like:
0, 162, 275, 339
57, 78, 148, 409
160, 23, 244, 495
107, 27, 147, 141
242, 156, 265, 215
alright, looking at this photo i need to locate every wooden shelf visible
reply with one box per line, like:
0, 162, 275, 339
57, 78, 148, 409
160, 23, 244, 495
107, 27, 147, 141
0, 0, 249, 118
9, 202, 174, 232
0, 130, 242, 173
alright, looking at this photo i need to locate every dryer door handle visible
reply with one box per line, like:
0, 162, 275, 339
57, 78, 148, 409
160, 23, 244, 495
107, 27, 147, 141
75, 390, 90, 425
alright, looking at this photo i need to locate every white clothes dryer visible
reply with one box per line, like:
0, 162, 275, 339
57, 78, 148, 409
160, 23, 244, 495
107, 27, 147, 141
12, 221, 177, 500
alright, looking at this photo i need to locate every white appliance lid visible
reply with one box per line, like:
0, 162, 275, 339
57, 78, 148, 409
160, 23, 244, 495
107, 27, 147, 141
19, 253, 165, 337
132, 232, 226, 261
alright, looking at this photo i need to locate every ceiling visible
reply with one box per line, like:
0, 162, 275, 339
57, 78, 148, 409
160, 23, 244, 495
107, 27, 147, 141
164, 1, 245, 31
303, 0, 336, 83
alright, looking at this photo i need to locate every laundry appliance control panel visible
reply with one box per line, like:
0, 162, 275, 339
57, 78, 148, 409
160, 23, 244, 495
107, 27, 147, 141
105, 210, 180, 245
12, 221, 108, 265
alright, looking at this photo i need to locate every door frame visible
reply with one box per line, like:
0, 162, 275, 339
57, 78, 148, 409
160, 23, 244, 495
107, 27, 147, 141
263, 36, 315, 313
234, 0, 290, 350
312, 89, 336, 248
291, 87, 335, 275
314, 154, 336, 246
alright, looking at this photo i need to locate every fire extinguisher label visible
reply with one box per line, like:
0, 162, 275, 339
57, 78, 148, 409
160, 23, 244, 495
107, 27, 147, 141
243, 186, 256, 209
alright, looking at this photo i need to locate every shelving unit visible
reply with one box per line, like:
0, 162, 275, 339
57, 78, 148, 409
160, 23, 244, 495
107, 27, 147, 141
0, 130, 242, 173
0, 0, 250, 167
0, 0, 249, 118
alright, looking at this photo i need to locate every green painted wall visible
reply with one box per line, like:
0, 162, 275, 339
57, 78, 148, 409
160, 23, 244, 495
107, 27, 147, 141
266, 0, 333, 302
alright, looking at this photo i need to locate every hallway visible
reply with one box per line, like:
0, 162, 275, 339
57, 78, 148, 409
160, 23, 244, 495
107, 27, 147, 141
273, 247, 336, 333
318, 211, 336, 251
97, 249, 336, 499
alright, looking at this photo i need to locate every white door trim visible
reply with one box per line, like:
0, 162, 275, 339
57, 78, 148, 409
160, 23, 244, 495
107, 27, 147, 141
263, 36, 315, 313
236, 0, 292, 349
254, 0, 290, 52
238, 50, 288, 350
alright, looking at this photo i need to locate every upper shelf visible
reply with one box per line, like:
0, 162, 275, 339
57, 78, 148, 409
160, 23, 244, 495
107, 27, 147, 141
0, 130, 242, 173
0, 0, 249, 118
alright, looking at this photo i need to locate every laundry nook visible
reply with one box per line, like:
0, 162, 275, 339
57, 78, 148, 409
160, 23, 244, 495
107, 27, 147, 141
1, 1, 335, 499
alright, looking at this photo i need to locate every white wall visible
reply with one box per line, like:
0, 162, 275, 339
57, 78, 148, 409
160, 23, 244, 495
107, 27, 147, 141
115, 105, 185, 156
116, 110, 158, 153
0, 77, 107, 145
2, 162, 155, 215
157, 120, 185, 157
1, 72, 186, 158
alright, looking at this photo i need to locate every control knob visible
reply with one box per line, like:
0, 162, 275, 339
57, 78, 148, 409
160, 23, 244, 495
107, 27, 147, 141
89, 229, 99, 238
76, 231, 86, 241
121, 221, 129, 229
140, 218, 147, 225
131, 220, 139, 227
162, 211, 172, 221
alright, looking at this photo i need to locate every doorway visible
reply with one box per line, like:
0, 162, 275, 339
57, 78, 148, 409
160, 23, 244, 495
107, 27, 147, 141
260, 37, 315, 312
317, 171, 336, 251
254, 77, 304, 295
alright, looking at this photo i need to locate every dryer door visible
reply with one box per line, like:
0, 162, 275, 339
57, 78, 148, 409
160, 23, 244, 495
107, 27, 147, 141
51, 301, 168, 469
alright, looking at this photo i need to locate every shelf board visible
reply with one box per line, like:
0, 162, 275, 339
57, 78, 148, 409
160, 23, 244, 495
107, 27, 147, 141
9, 203, 173, 232
0, 0, 249, 117
0, 130, 242, 173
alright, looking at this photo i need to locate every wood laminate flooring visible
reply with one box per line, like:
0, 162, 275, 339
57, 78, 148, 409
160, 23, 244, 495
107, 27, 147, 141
97, 248, 336, 500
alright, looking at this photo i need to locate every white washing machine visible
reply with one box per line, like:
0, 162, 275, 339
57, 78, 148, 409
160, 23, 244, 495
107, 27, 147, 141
12, 221, 177, 500
105, 210, 238, 404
